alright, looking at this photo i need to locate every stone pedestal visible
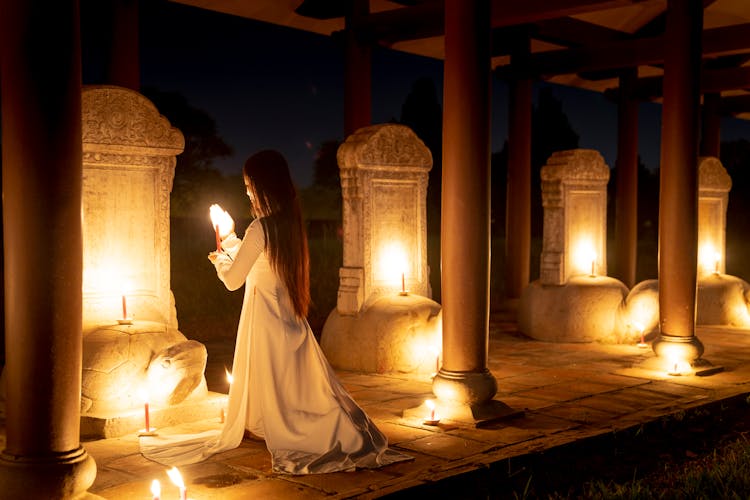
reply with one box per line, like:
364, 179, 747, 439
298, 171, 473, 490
322, 124, 441, 373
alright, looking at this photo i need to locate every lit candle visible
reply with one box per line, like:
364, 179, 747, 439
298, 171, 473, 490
138, 389, 150, 433
634, 321, 647, 348
714, 252, 720, 274
590, 254, 596, 276
150, 479, 161, 500
425, 399, 437, 422
215, 223, 221, 252
167, 467, 187, 500
401, 272, 405, 293
143, 396, 150, 432
121, 293, 128, 319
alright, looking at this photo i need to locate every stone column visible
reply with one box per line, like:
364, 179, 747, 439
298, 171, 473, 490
344, 0, 371, 137
653, 0, 704, 364
0, 1, 97, 497
505, 35, 532, 302
700, 93, 721, 158
434, 0, 497, 411
614, 69, 639, 289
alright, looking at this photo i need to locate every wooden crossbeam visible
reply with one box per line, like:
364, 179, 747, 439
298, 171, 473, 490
495, 23, 750, 78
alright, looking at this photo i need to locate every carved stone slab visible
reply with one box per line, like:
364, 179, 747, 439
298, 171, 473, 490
81, 85, 184, 330
335, 123, 433, 314
539, 149, 610, 285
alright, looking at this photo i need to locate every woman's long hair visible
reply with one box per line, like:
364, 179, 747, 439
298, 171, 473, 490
243, 150, 311, 319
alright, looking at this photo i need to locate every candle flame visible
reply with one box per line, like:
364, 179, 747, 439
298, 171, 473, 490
138, 388, 149, 404
209, 204, 233, 238
150, 479, 161, 497
225, 367, 234, 385
425, 399, 435, 411
633, 321, 645, 333
167, 467, 185, 489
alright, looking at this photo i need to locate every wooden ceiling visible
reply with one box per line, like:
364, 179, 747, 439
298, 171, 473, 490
169, 0, 750, 117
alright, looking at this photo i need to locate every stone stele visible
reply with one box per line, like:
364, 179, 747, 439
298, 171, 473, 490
321, 123, 443, 373
518, 149, 630, 343
79, 86, 213, 435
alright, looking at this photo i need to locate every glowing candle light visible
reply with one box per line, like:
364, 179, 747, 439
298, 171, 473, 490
210, 204, 232, 253
122, 293, 128, 319
714, 252, 720, 274
150, 479, 161, 500
167, 467, 187, 500
590, 252, 597, 277
423, 399, 439, 425
220, 367, 233, 423
401, 272, 405, 294
634, 321, 647, 348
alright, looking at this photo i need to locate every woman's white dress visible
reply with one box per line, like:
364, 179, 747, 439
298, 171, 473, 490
140, 219, 410, 474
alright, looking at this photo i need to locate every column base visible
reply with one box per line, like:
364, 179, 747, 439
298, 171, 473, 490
0, 445, 97, 499
432, 368, 498, 405
652, 333, 705, 362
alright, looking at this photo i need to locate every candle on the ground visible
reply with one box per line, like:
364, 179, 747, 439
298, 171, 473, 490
150, 479, 160, 500
167, 467, 187, 500
121, 293, 127, 319
401, 272, 405, 293
426, 399, 435, 421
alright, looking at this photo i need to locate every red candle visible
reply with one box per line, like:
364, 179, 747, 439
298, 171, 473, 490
144, 400, 150, 432
121, 294, 127, 319
401, 272, 405, 293
215, 224, 221, 252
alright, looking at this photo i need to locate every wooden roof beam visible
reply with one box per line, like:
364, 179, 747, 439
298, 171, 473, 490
365, 0, 660, 45
602, 66, 750, 102
494, 22, 750, 78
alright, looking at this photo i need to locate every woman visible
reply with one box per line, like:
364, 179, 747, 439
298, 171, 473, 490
141, 150, 410, 474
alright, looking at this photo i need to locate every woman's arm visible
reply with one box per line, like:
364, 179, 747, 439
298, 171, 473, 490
211, 219, 265, 291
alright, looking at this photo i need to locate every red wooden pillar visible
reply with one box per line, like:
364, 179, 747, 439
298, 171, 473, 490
653, 0, 704, 364
105, 0, 141, 90
343, 0, 371, 137
434, 0, 497, 409
0, 0, 97, 497
505, 35, 532, 301
614, 69, 639, 289
700, 92, 721, 158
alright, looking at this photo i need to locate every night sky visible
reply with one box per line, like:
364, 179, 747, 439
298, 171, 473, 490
92, 0, 750, 188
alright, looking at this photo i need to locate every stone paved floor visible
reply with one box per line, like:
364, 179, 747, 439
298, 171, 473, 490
5, 315, 750, 499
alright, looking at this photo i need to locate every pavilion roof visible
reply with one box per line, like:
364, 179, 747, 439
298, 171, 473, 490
169, 0, 750, 118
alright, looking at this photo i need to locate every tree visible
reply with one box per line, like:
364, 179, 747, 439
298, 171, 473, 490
140, 87, 236, 218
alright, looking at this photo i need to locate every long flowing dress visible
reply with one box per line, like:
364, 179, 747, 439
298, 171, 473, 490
140, 219, 411, 474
